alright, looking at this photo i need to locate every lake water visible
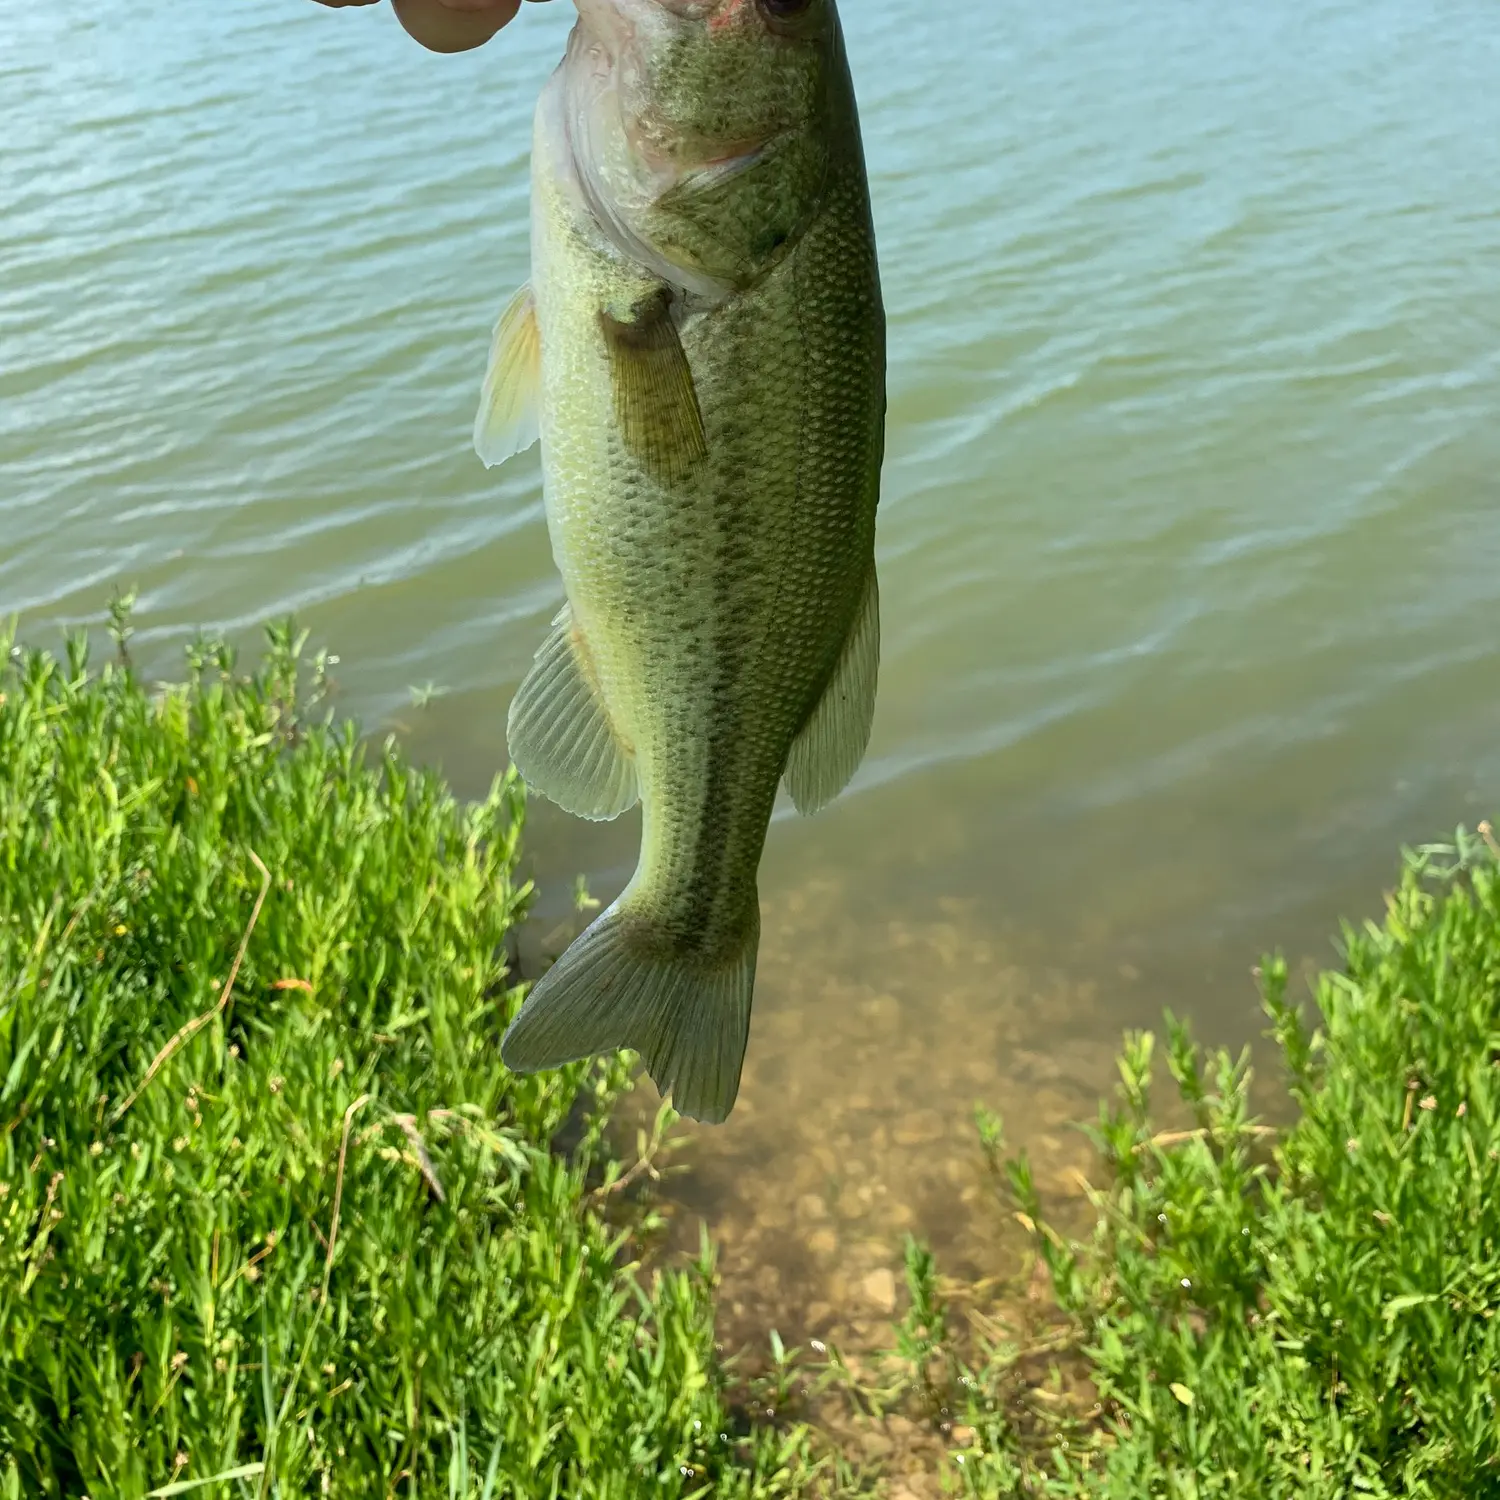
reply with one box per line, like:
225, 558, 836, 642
4, 0, 1499, 1355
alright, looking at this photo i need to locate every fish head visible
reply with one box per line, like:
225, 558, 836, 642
563, 0, 841, 295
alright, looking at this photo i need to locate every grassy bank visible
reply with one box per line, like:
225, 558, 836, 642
2, 617, 1497, 1497
837, 829, 1500, 1497
0, 619, 822, 1499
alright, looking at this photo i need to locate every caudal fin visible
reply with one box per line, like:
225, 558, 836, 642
500, 900, 758, 1125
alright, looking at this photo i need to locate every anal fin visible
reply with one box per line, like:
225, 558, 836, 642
783, 565, 880, 816
507, 604, 638, 821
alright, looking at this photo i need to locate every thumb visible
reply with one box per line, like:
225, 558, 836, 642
393, 0, 523, 51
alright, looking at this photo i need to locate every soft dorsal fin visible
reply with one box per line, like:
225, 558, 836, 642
783, 565, 880, 815
598, 289, 707, 485
473, 283, 541, 470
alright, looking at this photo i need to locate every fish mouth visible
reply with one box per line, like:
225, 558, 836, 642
560, 7, 713, 295
574, 0, 716, 21
566, 0, 770, 186
572, 0, 722, 57
562, 0, 780, 301
571, 0, 630, 62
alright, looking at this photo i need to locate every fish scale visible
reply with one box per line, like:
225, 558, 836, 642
476, 0, 884, 1122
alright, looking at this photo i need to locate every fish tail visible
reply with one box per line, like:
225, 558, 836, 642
500, 896, 758, 1125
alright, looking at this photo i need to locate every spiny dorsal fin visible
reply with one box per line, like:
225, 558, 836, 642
473, 282, 541, 470
784, 564, 880, 815
507, 603, 638, 821
599, 289, 707, 486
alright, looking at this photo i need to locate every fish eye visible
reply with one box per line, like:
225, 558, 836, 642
758, 0, 814, 17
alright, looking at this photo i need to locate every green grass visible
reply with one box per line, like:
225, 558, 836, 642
856, 828, 1500, 1497
0, 617, 824, 1499
5, 608, 1497, 1499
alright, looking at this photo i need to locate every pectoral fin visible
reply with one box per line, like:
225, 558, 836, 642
783, 565, 880, 815
599, 290, 707, 485
507, 604, 638, 821
473, 283, 541, 470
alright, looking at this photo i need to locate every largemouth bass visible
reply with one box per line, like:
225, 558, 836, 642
476, 0, 885, 1123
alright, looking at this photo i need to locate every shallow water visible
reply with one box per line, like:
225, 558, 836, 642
4, 0, 1499, 1351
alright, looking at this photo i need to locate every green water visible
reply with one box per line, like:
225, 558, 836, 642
5, 0, 1500, 1334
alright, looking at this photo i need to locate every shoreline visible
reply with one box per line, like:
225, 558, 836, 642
5, 615, 1497, 1496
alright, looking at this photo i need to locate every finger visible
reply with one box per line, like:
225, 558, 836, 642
392, 0, 522, 50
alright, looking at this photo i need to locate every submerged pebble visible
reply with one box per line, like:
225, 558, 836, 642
861, 1267, 897, 1313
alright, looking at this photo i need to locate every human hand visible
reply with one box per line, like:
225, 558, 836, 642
312, 0, 543, 55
